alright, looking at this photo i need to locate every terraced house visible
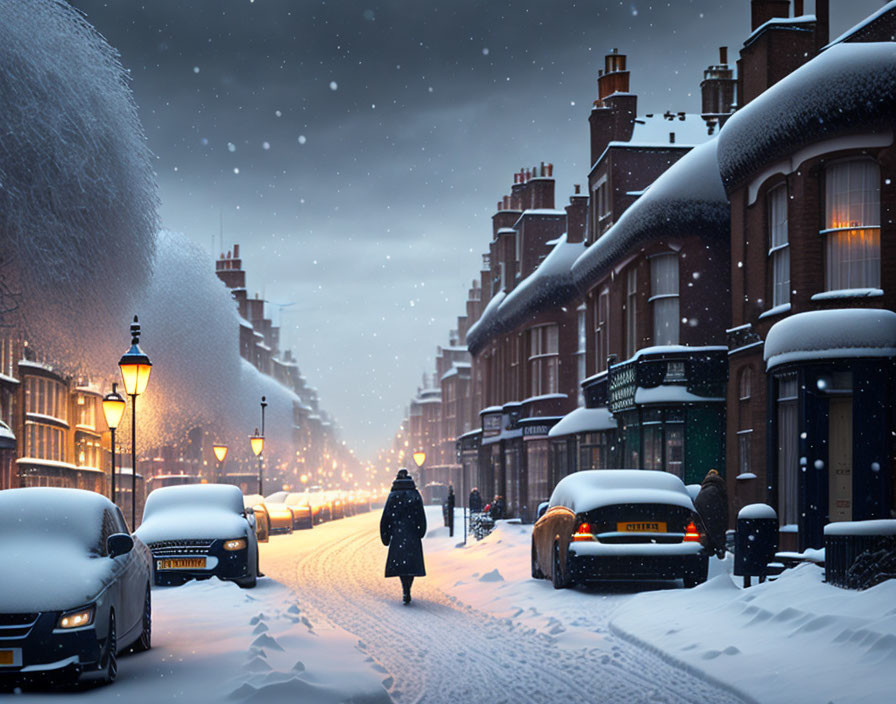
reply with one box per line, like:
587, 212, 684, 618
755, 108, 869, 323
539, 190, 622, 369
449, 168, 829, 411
402, 0, 896, 551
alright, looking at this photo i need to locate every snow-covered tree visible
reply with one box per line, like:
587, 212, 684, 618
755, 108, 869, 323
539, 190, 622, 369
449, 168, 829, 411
0, 0, 158, 358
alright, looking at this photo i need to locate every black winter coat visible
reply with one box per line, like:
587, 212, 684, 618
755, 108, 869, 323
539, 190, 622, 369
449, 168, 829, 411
469, 489, 482, 514
380, 477, 427, 577
694, 472, 728, 557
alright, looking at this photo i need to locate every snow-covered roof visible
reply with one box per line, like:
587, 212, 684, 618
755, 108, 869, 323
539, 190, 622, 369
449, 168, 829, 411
634, 385, 725, 405
549, 469, 695, 514
744, 14, 816, 46
548, 406, 616, 437
825, 2, 896, 49
573, 139, 729, 291
738, 503, 778, 520
764, 308, 896, 370
718, 42, 896, 191
467, 235, 585, 355
824, 518, 896, 536
628, 113, 710, 146
464, 289, 505, 353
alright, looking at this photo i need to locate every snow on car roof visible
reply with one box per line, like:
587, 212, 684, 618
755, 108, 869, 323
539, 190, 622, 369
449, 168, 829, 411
549, 470, 695, 514
0, 486, 108, 548
548, 406, 616, 437
143, 482, 245, 516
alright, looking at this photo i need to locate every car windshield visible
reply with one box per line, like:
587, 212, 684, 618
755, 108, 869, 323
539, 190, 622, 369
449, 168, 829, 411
265, 491, 288, 503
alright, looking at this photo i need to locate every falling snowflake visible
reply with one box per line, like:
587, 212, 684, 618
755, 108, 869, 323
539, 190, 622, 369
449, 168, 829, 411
329, 81, 338, 91
298, 135, 307, 144
227, 142, 237, 152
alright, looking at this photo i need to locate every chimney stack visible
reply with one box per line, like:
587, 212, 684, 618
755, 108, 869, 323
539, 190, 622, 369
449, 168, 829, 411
750, 0, 791, 32
701, 45, 736, 127
815, 0, 829, 52
793, 0, 803, 16
719, 46, 727, 65
597, 48, 630, 102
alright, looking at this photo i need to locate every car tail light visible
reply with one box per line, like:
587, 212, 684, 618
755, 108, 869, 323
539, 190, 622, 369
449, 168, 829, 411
683, 521, 701, 543
572, 522, 594, 542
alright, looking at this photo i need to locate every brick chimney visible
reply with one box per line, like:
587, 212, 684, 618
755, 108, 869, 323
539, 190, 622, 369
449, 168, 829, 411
751, 0, 790, 31
527, 161, 556, 210
565, 185, 588, 244
588, 49, 638, 167
700, 46, 736, 129
215, 242, 246, 290
815, 0, 829, 53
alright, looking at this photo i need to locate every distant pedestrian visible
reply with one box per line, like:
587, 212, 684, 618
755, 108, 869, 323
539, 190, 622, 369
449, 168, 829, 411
469, 487, 482, 514
446, 485, 455, 536
380, 469, 427, 604
489, 495, 505, 520
694, 469, 728, 559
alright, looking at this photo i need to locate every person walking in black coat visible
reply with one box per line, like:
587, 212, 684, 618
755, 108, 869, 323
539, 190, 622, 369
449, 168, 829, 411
380, 469, 427, 604
469, 487, 482, 514
694, 469, 729, 559
446, 485, 455, 536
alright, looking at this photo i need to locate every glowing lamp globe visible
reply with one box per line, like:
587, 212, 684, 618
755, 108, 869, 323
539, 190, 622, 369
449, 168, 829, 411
102, 383, 126, 430
118, 316, 152, 396
213, 444, 229, 463
250, 430, 264, 457
413, 451, 426, 468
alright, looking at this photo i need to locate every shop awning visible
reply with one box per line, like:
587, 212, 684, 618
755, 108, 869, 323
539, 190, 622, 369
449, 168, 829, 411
765, 308, 896, 370
0, 420, 15, 450
548, 406, 616, 438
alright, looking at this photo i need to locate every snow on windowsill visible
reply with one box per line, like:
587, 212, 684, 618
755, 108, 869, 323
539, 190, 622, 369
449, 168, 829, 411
758, 303, 791, 319
779, 523, 799, 533
824, 518, 896, 536
810, 288, 883, 300
0, 373, 20, 385
736, 472, 758, 481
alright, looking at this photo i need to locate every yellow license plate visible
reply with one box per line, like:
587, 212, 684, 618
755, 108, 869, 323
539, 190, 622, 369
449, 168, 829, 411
617, 521, 667, 532
0, 650, 14, 666
157, 558, 206, 570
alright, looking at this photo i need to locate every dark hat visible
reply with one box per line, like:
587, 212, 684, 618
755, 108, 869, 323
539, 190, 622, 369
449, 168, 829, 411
396, 469, 409, 480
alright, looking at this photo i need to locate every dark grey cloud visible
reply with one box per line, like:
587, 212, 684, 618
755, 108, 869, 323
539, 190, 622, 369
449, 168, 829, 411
68, 0, 884, 458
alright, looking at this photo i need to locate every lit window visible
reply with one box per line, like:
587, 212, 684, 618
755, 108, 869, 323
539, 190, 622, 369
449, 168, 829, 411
824, 160, 880, 291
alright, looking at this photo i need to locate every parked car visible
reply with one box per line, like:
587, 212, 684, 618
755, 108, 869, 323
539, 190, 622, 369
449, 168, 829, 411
283, 493, 314, 529
242, 494, 270, 543
531, 470, 708, 589
260, 491, 297, 534
137, 484, 259, 588
0, 487, 152, 686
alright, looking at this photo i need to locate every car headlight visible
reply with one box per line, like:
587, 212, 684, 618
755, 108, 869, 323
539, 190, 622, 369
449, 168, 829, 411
57, 605, 95, 629
223, 538, 247, 551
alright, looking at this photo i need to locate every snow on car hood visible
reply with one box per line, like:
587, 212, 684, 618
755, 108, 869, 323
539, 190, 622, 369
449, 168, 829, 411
136, 507, 250, 544
0, 538, 115, 612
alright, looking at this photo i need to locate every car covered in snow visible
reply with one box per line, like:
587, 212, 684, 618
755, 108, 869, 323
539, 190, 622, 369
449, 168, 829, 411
0, 488, 152, 686
137, 484, 259, 588
283, 493, 314, 529
532, 470, 708, 589
242, 494, 271, 543
262, 491, 300, 533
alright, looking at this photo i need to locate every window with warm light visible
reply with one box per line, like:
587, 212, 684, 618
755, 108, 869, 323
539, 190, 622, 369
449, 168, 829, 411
824, 159, 880, 291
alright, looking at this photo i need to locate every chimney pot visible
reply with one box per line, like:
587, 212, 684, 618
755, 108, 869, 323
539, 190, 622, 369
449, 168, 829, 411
547, 163, 554, 177
719, 46, 727, 65
233, 243, 239, 258
574, 184, 581, 194
227, 249, 232, 259
794, 0, 803, 16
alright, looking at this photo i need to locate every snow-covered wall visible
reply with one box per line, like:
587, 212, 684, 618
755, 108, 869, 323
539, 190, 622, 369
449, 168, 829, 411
0, 0, 158, 360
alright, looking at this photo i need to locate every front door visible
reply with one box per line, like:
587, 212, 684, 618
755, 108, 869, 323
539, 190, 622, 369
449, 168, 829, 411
828, 396, 853, 522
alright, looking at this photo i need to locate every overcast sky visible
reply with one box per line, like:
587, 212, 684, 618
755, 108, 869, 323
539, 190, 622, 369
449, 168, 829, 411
68, 0, 884, 461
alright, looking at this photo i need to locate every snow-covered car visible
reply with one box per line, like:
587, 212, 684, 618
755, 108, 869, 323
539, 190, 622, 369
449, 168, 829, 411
283, 493, 314, 529
532, 470, 708, 589
0, 488, 152, 686
137, 484, 259, 588
242, 494, 270, 543
262, 491, 298, 534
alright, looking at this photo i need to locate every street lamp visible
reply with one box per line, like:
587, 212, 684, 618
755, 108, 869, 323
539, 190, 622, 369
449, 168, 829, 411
412, 450, 426, 469
213, 443, 228, 483
119, 315, 151, 530
250, 428, 264, 495
102, 383, 126, 506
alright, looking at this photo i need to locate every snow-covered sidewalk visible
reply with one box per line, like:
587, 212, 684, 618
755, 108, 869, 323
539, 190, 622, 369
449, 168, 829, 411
424, 511, 896, 704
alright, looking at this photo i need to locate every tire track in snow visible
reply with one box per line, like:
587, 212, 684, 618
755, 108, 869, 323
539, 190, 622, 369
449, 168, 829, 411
265, 511, 750, 704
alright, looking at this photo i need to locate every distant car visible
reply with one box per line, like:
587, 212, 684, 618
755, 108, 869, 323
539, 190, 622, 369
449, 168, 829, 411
260, 492, 296, 534
137, 484, 259, 588
0, 487, 152, 686
532, 470, 708, 589
242, 494, 270, 543
283, 493, 314, 529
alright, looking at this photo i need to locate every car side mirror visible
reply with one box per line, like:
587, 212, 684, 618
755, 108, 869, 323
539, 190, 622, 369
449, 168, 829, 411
107, 533, 134, 558
536, 502, 549, 520
243, 507, 255, 517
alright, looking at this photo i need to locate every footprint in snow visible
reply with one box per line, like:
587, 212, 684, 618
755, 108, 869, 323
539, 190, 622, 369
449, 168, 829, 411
252, 622, 269, 635
382, 677, 394, 689
244, 656, 271, 672
371, 663, 387, 673
287, 604, 300, 615
702, 650, 722, 660
723, 646, 740, 655
292, 661, 305, 672
301, 616, 314, 632
479, 568, 503, 582
249, 613, 266, 625
357, 640, 367, 650
454, 580, 465, 586
252, 634, 284, 652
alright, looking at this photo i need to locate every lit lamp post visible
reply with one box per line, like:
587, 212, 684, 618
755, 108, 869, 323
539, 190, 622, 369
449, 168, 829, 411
412, 450, 426, 472
213, 443, 229, 483
118, 316, 152, 530
102, 383, 126, 506
250, 429, 264, 495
